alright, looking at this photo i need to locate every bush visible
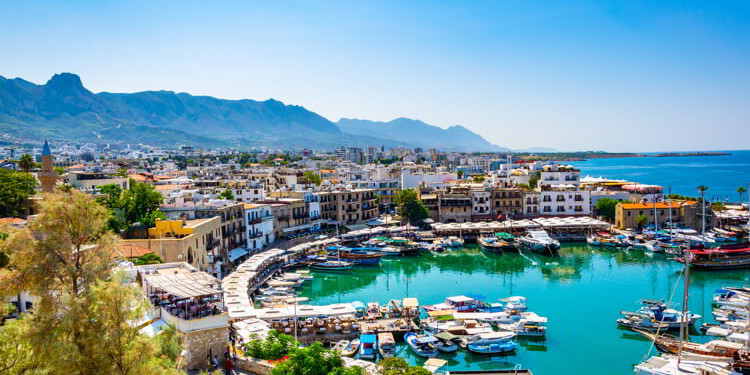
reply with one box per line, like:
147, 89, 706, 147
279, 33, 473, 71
243, 330, 298, 360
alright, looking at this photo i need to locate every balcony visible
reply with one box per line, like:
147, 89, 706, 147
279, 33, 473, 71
206, 238, 220, 251
574, 196, 584, 202
276, 215, 290, 221
293, 213, 308, 220
249, 231, 263, 239
556, 197, 565, 202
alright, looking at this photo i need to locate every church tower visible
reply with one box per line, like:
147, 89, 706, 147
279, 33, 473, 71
39, 140, 57, 193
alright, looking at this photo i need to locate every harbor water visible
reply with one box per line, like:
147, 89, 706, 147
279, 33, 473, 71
299, 245, 750, 375
569, 150, 750, 202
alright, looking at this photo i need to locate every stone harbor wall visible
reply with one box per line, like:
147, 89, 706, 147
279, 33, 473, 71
234, 356, 275, 375
183, 326, 229, 370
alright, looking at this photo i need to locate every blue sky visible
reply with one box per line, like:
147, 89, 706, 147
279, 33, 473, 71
1, 0, 749, 152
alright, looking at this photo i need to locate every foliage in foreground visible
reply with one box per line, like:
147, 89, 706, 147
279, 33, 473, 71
271, 342, 364, 375
396, 189, 428, 225
243, 330, 298, 360
0, 191, 182, 375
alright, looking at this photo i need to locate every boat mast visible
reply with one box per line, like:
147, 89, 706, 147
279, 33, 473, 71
668, 186, 673, 244
677, 248, 690, 368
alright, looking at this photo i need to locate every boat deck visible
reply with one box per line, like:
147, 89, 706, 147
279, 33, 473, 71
359, 318, 419, 336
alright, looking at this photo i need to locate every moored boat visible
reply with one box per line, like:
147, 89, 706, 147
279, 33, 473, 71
434, 332, 460, 352
404, 332, 439, 358
358, 334, 377, 360
340, 338, 360, 357
332, 340, 349, 352
377, 332, 395, 358
309, 260, 353, 271
467, 340, 519, 354
519, 229, 560, 253
676, 243, 750, 270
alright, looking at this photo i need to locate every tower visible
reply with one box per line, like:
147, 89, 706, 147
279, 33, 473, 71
39, 140, 57, 193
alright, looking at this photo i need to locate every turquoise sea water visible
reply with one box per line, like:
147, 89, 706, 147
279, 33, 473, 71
568, 150, 750, 202
298, 245, 750, 375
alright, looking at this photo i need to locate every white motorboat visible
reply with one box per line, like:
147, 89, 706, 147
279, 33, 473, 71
519, 229, 560, 252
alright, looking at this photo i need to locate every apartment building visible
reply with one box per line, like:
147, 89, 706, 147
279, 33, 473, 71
244, 203, 275, 250
316, 189, 379, 226
438, 186, 472, 223
348, 179, 400, 212
523, 191, 540, 217
538, 165, 590, 216
470, 187, 492, 221
492, 187, 524, 219
66, 171, 129, 192
257, 198, 321, 238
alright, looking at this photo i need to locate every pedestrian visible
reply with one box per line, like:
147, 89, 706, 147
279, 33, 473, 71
224, 346, 230, 360
224, 357, 233, 375
211, 355, 218, 371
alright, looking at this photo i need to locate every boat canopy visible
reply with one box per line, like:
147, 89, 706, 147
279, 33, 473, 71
434, 332, 459, 341
446, 295, 475, 303
495, 232, 515, 239
428, 309, 456, 317
360, 334, 376, 344
415, 336, 439, 344
403, 298, 419, 308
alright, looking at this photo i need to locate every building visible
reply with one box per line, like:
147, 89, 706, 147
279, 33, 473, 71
437, 186, 472, 223
67, 171, 129, 192
492, 187, 524, 219
523, 191, 540, 217
400, 167, 457, 189
470, 187, 492, 221
244, 203, 275, 250
121, 217, 222, 275
615, 202, 683, 230
316, 189, 378, 226
38, 140, 58, 192
538, 165, 590, 216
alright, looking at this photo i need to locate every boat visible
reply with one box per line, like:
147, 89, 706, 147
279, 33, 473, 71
499, 296, 528, 312
586, 235, 600, 246
467, 340, 519, 354
631, 299, 701, 329
404, 332, 439, 358
423, 295, 484, 312
340, 338, 359, 357
464, 331, 517, 346
358, 334, 377, 360
634, 354, 734, 375
497, 315, 547, 337
433, 332, 460, 352
519, 229, 560, 253
367, 302, 382, 319
377, 333, 395, 358
309, 260, 353, 271
676, 243, 750, 270
637, 330, 744, 360
617, 312, 672, 332
333, 247, 383, 265
479, 234, 518, 253
332, 340, 349, 352
445, 236, 465, 247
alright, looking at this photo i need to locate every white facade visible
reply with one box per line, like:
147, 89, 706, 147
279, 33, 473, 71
401, 168, 457, 189
524, 191, 540, 216
540, 189, 590, 216
470, 189, 492, 216
244, 204, 275, 250
233, 185, 266, 202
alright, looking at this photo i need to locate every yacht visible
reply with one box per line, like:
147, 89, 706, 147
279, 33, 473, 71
519, 229, 561, 253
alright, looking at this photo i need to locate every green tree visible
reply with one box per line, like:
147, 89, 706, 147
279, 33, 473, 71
218, 189, 235, 200
379, 357, 431, 375
140, 210, 167, 228
303, 171, 322, 186
697, 185, 709, 202
595, 198, 620, 221
54, 166, 65, 175
271, 342, 362, 375
121, 180, 165, 225
396, 189, 428, 225
636, 214, 649, 231
738, 187, 747, 204
528, 171, 541, 189
243, 330, 297, 360
0, 169, 37, 217
97, 184, 126, 232
115, 168, 129, 178
0, 191, 182, 375
473, 175, 485, 183
456, 170, 464, 179
134, 252, 164, 265
711, 202, 726, 211
18, 154, 34, 172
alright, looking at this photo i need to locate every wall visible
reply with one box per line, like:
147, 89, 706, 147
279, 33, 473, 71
183, 326, 230, 370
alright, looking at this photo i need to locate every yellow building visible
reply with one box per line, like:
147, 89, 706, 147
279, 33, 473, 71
121, 217, 221, 273
615, 202, 682, 229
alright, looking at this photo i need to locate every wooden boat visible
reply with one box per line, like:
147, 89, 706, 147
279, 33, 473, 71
309, 260, 353, 271
367, 302, 382, 319
340, 338, 359, 357
335, 247, 383, 265
332, 340, 349, 352
377, 332, 396, 358
404, 332, 439, 358
676, 243, 750, 270
637, 330, 744, 360
358, 334, 377, 360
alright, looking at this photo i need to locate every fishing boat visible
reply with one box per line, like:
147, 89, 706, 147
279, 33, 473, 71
309, 260, 353, 271
519, 229, 560, 253
465, 331, 516, 346
676, 243, 750, 270
404, 332, 439, 358
423, 295, 484, 312
333, 247, 383, 265
478, 236, 506, 254
332, 340, 350, 352
358, 334, 377, 360
377, 333, 395, 358
445, 236, 464, 247
632, 299, 701, 329
340, 338, 359, 357
497, 315, 548, 337
433, 332, 460, 352
637, 330, 744, 360
617, 312, 672, 332
467, 340, 519, 355
367, 302, 382, 319
586, 234, 600, 246
499, 296, 528, 311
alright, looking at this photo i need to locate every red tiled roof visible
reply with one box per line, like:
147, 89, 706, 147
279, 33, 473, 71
115, 244, 154, 259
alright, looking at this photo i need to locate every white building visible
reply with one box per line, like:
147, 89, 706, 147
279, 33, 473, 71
401, 168, 457, 189
538, 165, 590, 216
470, 188, 492, 217
244, 203, 275, 250
232, 184, 266, 202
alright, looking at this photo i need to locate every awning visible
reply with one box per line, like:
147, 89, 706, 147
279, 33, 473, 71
228, 248, 249, 262
344, 224, 370, 231
403, 298, 419, 308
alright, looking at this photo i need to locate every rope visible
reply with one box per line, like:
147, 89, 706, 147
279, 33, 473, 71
641, 265, 684, 363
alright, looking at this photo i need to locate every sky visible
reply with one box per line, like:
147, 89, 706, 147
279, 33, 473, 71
1, 0, 749, 152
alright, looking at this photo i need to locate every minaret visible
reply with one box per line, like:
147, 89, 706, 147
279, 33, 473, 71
39, 140, 57, 193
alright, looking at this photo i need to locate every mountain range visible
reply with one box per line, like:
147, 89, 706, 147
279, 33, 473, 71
0, 73, 504, 151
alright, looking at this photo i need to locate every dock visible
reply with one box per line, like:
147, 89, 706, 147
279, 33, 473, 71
358, 318, 418, 337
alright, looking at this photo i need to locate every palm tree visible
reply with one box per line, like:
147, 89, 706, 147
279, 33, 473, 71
636, 214, 649, 232
18, 154, 34, 172
738, 187, 747, 204
697, 185, 709, 201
